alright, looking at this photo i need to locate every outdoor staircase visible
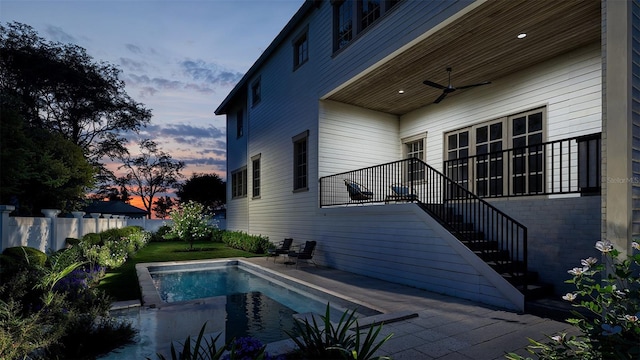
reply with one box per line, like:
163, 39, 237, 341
418, 203, 554, 303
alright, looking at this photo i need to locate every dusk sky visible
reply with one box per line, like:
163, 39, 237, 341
1, 0, 305, 182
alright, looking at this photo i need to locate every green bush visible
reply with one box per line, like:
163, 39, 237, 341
151, 225, 174, 242
210, 227, 225, 243
65, 237, 80, 247
82, 232, 102, 246
77, 226, 149, 269
222, 231, 270, 254
2, 246, 48, 267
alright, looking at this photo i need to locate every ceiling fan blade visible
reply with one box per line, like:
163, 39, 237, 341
456, 81, 491, 90
423, 80, 446, 90
433, 92, 448, 104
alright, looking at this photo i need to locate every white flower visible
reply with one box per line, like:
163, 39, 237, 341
595, 240, 614, 253
562, 293, 577, 302
581, 257, 598, 267
624, 315, 638, 323
551, 334, 564, 343
633, 242, 640, 251
568, 267, 586, 276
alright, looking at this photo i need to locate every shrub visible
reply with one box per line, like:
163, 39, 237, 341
0, 245, 135, 359
506, 240, 640, 360
65, 237, 80, 247
286, 303, 392, 360
151, 225, 174, 242
222, 231, 270, 254
1, 246, 48, 268
169, 201, 213, 250
82, 232, 102, 246
211, 227, 225, 243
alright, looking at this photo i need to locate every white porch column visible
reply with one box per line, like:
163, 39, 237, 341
603, 0, 633, 255
0, 205, 15, 252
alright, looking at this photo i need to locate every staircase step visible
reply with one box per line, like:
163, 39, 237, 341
462, 239, 499, 251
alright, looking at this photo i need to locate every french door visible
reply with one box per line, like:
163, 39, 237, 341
445, 108, 545, 197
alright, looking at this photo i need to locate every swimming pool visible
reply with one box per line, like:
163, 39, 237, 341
146, 262, 379, 343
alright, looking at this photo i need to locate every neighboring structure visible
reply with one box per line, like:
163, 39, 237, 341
215, 0, 638, 311
83, 200, 149, 218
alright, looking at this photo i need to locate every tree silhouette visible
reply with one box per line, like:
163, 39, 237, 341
177, 173, 226, 213
153, 196, 175, 219
0, 22, 151, 163
119, 139, 184, 219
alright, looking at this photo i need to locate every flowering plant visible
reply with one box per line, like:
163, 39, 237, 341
169, 201, 212, 250
506, 240, 640, 360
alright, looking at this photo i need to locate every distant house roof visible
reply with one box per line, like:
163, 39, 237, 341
82, 201, 149, 218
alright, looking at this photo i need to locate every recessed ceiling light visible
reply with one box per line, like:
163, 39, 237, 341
398, 90, 405, 94
517, 33, 527, 39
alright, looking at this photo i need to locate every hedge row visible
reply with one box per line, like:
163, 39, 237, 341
222, 231, 271, 254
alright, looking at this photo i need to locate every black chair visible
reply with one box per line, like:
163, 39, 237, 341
344, 179, 374, 202
267, 238, 293, 262
288, 240, 317, 268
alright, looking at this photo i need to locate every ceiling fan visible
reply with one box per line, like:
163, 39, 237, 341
423, 67, 491, 104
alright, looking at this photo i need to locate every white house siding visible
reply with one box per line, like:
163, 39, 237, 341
318, 100, 400, 177
400, 43, 602, 172
227, 107, 249, 232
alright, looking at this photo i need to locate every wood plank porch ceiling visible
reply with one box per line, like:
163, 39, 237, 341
325, 0, 601, 116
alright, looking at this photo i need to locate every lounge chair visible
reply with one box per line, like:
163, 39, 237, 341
344, 179, 374, 202
287, 240, 317, 268
267, 238, 293, 262
385, 183, 418, 203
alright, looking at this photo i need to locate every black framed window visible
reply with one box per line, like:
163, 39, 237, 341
251, 78, 261, 106
236, 109, 243, 138
231, 167, 247, 199
333, 0, 400, 52
293, 29, 309, 69
293, 131, 309, 191
252, 154, 261, 198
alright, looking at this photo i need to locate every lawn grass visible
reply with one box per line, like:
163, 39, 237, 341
98, 240, 262, 301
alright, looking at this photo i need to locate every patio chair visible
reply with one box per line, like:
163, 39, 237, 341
287, 240, 317, 268
267, 238, 293, 262
385, 183, 418, 203
344, 179, 374, 202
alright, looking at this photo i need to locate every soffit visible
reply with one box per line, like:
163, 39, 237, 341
325, 0, 601, 116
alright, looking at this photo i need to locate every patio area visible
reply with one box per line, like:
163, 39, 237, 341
111, 256, 575, 359
242, 257, 573, 359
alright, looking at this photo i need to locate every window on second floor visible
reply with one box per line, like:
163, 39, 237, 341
231, 167, 247, 199
293, 28, 309, 70
293, 130, 309, 191
236, 109, 244, 138
333, 0, 400, 52
251, 78, 261, 106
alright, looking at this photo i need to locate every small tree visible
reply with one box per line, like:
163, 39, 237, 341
119, 139, 184, 218
169, 201, 211, 250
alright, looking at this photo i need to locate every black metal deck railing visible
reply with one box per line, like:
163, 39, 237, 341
319, 158, 528, 280
443, 133, 601, 198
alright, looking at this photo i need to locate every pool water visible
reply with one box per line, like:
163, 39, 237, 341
101, 260, 381, 359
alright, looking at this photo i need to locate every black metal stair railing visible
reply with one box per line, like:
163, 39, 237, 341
319, 158, 528, 284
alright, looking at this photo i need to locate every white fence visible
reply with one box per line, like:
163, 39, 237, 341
0, 205, 227, 253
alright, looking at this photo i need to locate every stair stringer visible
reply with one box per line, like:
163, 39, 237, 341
409, 205, 525, 311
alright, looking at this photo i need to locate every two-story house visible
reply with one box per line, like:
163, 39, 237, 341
215, 0, 638, 311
